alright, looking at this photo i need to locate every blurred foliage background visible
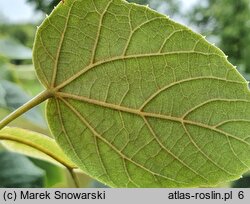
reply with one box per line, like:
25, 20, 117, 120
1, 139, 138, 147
0, 0, 250, 187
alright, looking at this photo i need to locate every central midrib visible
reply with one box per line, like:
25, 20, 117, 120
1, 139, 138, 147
56, 92, 250, 147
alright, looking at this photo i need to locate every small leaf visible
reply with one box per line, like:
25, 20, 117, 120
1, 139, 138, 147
0, 127, 76, 169
0, 151, 45, 187
34, 0, 250, 187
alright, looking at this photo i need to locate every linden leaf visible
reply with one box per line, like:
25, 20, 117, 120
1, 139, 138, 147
33, 0, 250, 187
0, 151, 45, 187
0, 127, 76, 169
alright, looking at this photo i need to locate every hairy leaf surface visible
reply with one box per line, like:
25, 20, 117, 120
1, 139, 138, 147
33, 0, 250, 187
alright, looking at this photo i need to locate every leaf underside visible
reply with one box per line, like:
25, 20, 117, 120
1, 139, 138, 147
33, 0, 250, 187
0, 127, 76, 168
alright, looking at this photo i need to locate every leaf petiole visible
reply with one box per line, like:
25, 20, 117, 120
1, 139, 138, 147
0, 90, 53, 130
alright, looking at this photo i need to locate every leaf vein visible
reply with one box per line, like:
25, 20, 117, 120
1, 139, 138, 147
139, 78, 245, 111
182, 98, 250, 119
181, 122, 237, 176
54, 51, 228, 91
51, 1, 75, 87
57, 92, 250, 146
226, 137, 249, 168
215, 119, 250, 128
54, 98, 87, 170
90, 0, 113, 64
142, 116, 209, 183
122, 17, 166, 56
59, 97, 188, 185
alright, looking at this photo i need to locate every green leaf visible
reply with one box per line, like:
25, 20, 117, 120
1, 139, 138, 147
0, 151, 45, 187
0, 80, 46, 126
33, 0, 250, 187
30, 158, 69, 187
0, 108, 48, 134
0, 127, 76, 169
